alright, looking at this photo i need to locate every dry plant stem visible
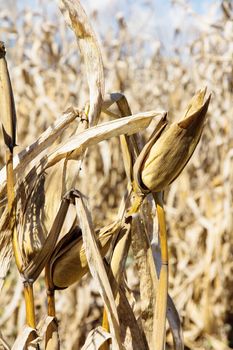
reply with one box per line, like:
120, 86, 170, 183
6, 149, 14, 212
153, 192, 168, 350
102, 308, 110, 332
47, 290, 56, 317
23, 281, 36, 328
127, 194, 144, 215
100, 309, 110, 350
45, 264, 56, 317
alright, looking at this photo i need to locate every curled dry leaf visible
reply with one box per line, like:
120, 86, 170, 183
11, 326, 39, 350
167, 296, 184, 350
46, 110, 162, 168
0, 107, 79, 203
59, 0, 104, 126
45, 317, 60, 350
81, 326, 112, 350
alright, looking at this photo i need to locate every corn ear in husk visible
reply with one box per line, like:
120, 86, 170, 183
0, 41, 17, 151
133, 89, 211, 193
47, 220, 122, 290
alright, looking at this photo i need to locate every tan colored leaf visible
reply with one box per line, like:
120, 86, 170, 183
167, 296, 184, 350
0, 209, 13, 291
74, 191, 124, 350
81, 326, 112, 350
45, 111, 162, 169
0, 107, 80, 205
109, 223, 149, 350
45, 317, 60, 350
12, 326, 39, 350
59, 0, 104, 126
0, 329, 10, 350
11, 111, 161, 220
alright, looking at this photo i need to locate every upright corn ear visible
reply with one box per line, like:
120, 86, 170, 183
133, 89, 211, 193
0, 42, 17, 151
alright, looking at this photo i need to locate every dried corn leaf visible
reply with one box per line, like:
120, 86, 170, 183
0, 209, 13, 291
11, 326, 39, 350
167, 296, 184, 350
0, 107, 78, 199
44, 316, 60, 350
59, 0, 104, 126
75, 191, 124, 350
109, 223, 149, 350
81, 326, 112, 350
13, 111, 161, 202
21, 193, 71, 281
0, 329, 10, 350
46, 110, 162, 169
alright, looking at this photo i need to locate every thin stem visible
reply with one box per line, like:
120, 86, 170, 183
153, 192, 168, 350
102, 308, 109, 331
127, 193, 144, 216
6, 148, 23, 273
47, 290, 56, 317
45, 263, 56, 317
155, 193, 168, 265
99, 308, 110, 350
6, 149, 14, 212
24, 281, 36, 328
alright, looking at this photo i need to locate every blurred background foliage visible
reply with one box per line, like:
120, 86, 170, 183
0, 0, 232, 349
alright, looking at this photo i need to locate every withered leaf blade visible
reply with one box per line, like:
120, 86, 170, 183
59, 0, 104, 126
74, 191, 124, 350
44, 316, 60, 350
167, 296, 184, 350
0, 41, 17, 151
21, 192, 71, 281
0, 208, 13, 292
46, 111, 162, 169
109, 223, 149, 350
0, 108, 79, 204
11, 111, 160, 193
11, 326, 39, 350
81, 326, 112, 350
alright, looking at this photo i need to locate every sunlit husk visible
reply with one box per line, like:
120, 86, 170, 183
134, 89, 211, 193
0, 42, 17, 150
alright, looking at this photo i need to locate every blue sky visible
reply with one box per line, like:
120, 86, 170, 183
2, 0, 220, 56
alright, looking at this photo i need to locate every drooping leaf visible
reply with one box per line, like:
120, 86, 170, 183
74, 191, 124, 350
11, 326, 39, 350
81, 326, 112, 350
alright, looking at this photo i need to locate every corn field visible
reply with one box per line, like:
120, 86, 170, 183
0, 0, 232, 349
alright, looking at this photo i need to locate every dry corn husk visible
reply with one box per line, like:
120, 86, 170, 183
0, 41, 17, 151
48, 220, 122, 289
133, 89, 211, 193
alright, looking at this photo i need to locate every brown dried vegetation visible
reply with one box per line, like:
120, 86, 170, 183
0, 0, 232, 349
